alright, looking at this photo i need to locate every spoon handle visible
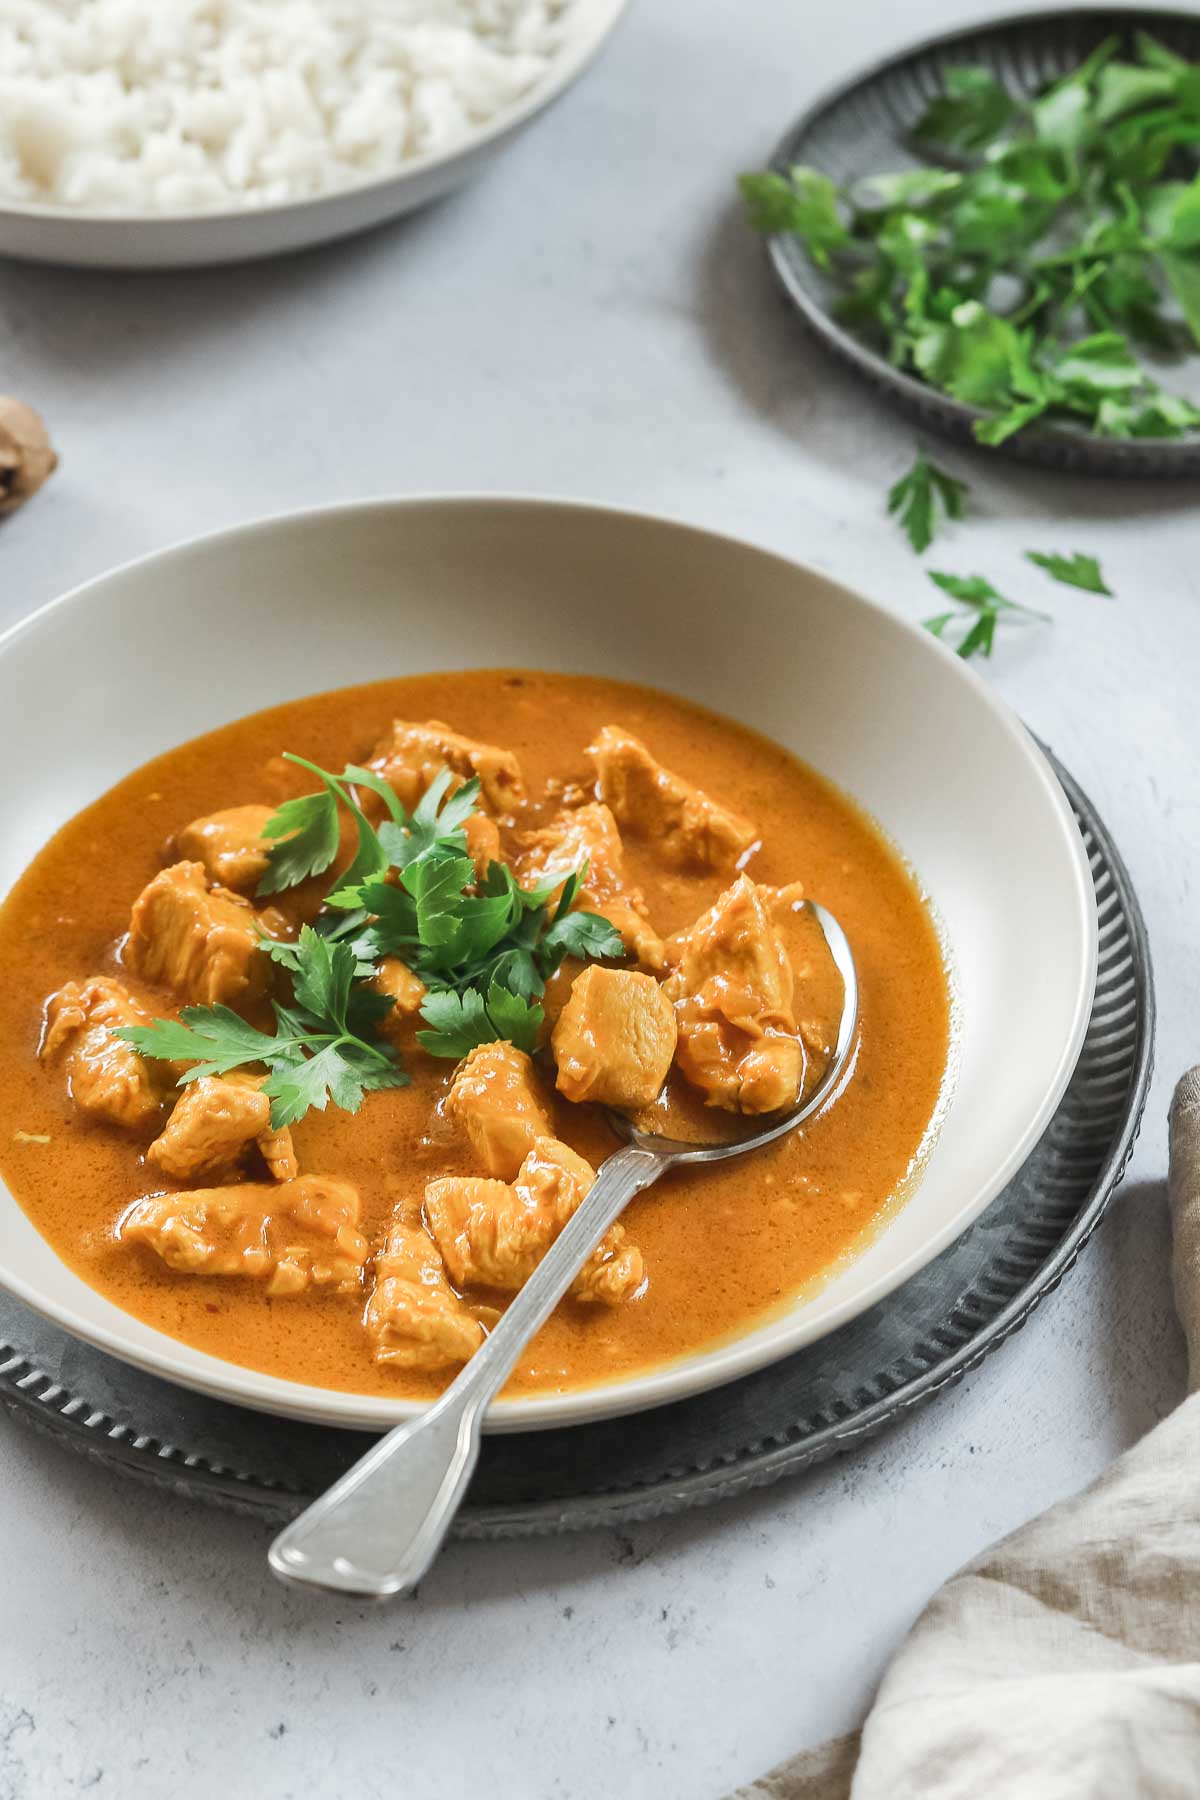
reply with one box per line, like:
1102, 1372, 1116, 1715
268, 1141, 663, 1598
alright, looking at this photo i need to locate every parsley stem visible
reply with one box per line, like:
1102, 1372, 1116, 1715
283, 752, 361, 813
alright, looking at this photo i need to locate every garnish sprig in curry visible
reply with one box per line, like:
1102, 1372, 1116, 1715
118, 754, 626, 1123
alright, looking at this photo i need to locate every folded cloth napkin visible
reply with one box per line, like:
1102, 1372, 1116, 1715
729, 1071, 1200, 1800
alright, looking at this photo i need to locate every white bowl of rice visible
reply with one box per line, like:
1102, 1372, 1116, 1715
0, 0, 627, 268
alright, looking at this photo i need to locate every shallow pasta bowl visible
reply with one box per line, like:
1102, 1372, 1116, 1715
0, 496, 1097, 1431
0, 0, 626, 270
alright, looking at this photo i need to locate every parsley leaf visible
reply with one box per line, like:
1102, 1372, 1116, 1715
260, 1036, 406, 1131
123, 715, 634, 1110
256, 789, 340, 895
1026, 549, 1113, 594
1161, 249, 1200, 347
483, 981, 546, 1054
402, 851, 482, 952
416, 986, 492, 1057
974, 397, 1052, 446
887, 448, 969, 552
256, 755, 391, 898
737, 167, 850, 267
912, 66, 1018, 155
1049, 330, 1143, 395
373, 770, 480, 875
116, 925, 407, 1128
116, 1006, 289, 1080
923, 570, 1050, 660
148, 727, 632, 1086
340, 771, 628, 1045
416, 980, 545, 1059
540, 908, 627, 970
910, 302, 1044, 411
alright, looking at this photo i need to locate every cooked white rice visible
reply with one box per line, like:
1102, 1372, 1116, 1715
0, 0, 571, 213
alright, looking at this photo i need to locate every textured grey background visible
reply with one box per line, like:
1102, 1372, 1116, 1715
0, 0, 1195, 1795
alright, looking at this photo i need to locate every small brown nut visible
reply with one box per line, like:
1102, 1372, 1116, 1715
0, 397, 58, 517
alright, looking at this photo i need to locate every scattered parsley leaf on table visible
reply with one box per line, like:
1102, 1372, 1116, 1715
887, 448, 969, 551
1026, 549, 1113, 594
924, 570, 1050, 660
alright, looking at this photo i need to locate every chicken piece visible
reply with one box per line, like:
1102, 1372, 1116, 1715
253, 1095, 301, 1183
122, 1176, 368, 1296
146, 1072, 297, 1183
171, 805, 274, 895
40, 976, 162, 1131
586, 726, 758, 870
663, 874, 805, 1114
147, 1074, 267, 1181
445, 1041, 552, 1179
463, 810, 502, 880
539, 959, 577, 1033
364, 1219, 485, 1370
365, 718, 526, 816
551, 966, 677, 1111
372, 956, 427, 1047
516, 802, 664, 971
426, 1136, 643, 1306
125, 861, 268, 1008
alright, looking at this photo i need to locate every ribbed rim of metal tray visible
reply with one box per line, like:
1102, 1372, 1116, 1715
0, 749, 1154, 1537
762, 6, 1200, 476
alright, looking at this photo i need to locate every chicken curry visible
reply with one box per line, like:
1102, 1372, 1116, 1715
0, 671, 951, 1401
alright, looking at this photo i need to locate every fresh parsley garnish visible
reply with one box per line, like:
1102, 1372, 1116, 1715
741, 34, 1200, 443
887, 448, 969, 552
416, 980, 546, 1059
1026, 549, 1113, 593
256, 755, 387, 897
336, 853, 625, 1056
924, 571, 1050, 660
122, 754, 628, 1103
116, 926, 408, 1128
256, 753, 476, 901
256, 787, 342, 893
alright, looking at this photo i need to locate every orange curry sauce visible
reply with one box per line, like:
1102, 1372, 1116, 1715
0, 672, 950, 1400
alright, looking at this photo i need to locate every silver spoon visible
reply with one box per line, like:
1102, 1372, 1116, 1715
268, 899, 858, 1599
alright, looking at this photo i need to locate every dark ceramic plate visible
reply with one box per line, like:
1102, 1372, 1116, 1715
763, 7, 1200, 475
0, 751, 1154, 1538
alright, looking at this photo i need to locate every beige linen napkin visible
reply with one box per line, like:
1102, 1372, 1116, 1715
730, 1072, 1200, 1800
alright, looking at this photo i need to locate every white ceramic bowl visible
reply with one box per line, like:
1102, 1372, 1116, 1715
0, 0, 626, 270
0, 497, 1097, 1430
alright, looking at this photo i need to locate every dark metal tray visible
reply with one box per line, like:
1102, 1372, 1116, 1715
762, 7, 1200, 475
0, 751, 1153, 1537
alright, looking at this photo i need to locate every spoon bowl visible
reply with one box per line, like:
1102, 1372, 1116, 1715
268, 899, 858, 1598
613, 900, 859, 1163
